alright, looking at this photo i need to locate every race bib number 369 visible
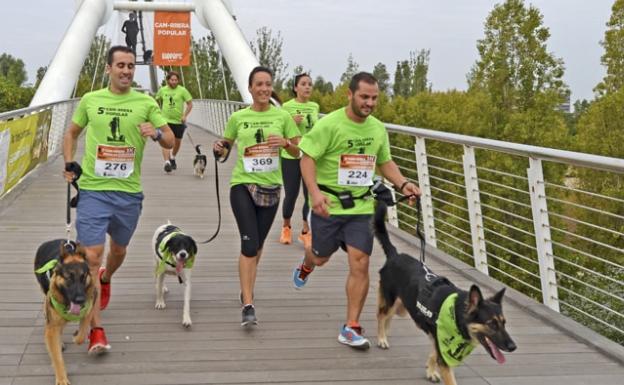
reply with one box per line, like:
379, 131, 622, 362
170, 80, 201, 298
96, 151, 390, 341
94, 144, 135, 178
338, 154, 376, 186
243, 142, 279, 173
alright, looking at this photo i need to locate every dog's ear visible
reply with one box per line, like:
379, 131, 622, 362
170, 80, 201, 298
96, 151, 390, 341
467, 285, 483, 312
190, 238, 197, 256
489, 288, 506, 305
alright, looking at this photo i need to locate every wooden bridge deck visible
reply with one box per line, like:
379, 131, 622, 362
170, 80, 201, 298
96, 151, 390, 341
1, 126, 622, 385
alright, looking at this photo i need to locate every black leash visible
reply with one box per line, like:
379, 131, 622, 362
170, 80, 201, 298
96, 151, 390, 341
64, 162, 82, 254
198, 141, 231, 244
391, 193, 426, 263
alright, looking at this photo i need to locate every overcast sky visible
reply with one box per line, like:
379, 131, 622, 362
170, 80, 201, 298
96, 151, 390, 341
0, 0, 614, 102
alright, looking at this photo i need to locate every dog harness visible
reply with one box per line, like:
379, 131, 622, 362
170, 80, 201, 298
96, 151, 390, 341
436, 293, 475, 367
49, 295, 93, 322
36, 259, 93, 322
154, 226, 196, 278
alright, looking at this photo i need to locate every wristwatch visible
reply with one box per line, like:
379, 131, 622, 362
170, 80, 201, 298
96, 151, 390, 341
151, 128, 163, 141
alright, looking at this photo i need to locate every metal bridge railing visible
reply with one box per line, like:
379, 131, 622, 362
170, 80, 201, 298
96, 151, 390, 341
189, 99, 623, 344
2, 98, 622, 343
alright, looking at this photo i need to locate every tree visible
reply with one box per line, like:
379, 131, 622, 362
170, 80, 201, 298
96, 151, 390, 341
339, 53, 359, 85
467, 0, 567, 112
0, 53, 27, 86
250, 27, 288, 91
372, 62, 390, 93
160, 34, 240, 101
313, 75, 334, 94
74, 34, 111, 97
34, 66, 47, 90
595, 0, 624, 95
0, 78, 34, 112
392, 50, 430, 98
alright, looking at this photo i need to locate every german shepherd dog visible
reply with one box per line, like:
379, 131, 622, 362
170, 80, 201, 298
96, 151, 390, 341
34, 239, 95, 385
193, 144, 208, 179
374, 202, 516, 384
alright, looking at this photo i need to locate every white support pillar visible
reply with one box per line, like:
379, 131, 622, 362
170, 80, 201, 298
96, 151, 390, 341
30, 0, 113, 106
462, 145, 489, 275
194, 0, 258, 103
527, 157, 560, 312
414, 137, 437, 247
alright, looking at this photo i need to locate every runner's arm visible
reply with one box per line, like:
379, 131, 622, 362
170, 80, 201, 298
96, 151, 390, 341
301, 154, 331, 217
62, 122, 84, 182
182, 101, 193, 123
377, 160, 421, 201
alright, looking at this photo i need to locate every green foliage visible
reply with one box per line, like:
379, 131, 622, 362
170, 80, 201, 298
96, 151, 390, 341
313, 76, 334, 94
250, 27, 288, 91
372, 62, 390, 93
468, 0, 567, 112
0, 53, 27, 86
595, 0, 624, 95
339, 53, 359, 85
166, 35, 240, 101
74, 34, 110, 97
0, 77, 34, 112
392, 50, 430, 97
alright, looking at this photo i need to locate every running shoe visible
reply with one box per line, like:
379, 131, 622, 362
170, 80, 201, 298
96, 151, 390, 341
88, 327, 111, 355
298, 230, 312, 249
338, 324, 370, 350
292, 262, 312, 289
99, 267, 110, 310
279, 226, 292, 244
241, 304, 258, 326
170, 158, 177, 170
164, 161, 172, 173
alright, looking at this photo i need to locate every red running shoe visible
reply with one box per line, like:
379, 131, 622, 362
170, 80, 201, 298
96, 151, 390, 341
88, 327, 111, 355
98, 267, 110, 310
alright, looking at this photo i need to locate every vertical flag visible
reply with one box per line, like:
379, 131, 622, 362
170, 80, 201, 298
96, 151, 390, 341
153, 11, 191, 66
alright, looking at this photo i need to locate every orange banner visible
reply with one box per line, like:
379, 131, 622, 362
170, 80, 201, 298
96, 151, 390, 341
153, 11, 191, 66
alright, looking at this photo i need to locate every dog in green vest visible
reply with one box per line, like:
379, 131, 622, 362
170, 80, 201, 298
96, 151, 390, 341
34, 239, 96, 385
374, 202, 517, 385
152, 223, 198, 328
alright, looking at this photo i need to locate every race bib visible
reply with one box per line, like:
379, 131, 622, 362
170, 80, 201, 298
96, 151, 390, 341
338, 154, 376, 186
94, 144, 135, 178
243, 142, 279, 173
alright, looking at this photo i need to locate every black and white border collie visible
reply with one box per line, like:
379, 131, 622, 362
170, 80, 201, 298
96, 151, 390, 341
152, 223, 198, 328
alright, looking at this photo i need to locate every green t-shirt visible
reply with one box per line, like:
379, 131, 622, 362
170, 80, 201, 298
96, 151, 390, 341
72, 88, 168, 193
298, 107, 392, 215
280, 99, 319, 159
155, 85, 192, 124
224, 105, 300, 186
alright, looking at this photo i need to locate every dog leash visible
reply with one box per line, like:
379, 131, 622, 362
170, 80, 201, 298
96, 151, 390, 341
393, 194, 426, 263
197, 141, 231, 244
64, 162, 82, 253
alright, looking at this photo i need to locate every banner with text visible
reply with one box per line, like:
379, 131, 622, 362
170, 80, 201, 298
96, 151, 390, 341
153, 11, 191, 66
0, 109, 52, 196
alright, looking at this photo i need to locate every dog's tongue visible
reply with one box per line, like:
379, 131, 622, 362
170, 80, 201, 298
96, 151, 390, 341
176, 260, 184, 275
486, 337, 506, 364
69, 302, 81, 315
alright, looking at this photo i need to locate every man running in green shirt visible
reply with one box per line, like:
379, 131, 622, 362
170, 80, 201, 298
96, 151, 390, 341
63, 46, 174, 355
292, 72, 421, 350
155, 71, 193, 173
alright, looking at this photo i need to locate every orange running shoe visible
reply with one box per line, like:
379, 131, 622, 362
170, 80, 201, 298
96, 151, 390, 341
298, 230, 312, 249
279, 226, 292, 244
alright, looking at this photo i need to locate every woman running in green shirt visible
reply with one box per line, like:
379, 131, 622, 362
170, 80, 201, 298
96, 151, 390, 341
278, 73, 319, 248
213, 66, 300, 326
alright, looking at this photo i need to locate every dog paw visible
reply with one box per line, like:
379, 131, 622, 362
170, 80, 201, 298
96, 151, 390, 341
73, 334, 85, 345
377, 338, 390, 349
182, 317, 192, 328
155, 300, 166, 309
426, 370, 441, 383
55, 376, 71, 385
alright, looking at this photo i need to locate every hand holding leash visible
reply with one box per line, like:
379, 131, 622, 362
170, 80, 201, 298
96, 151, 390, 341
212, 140, 231, 162
63, 161, 82, 183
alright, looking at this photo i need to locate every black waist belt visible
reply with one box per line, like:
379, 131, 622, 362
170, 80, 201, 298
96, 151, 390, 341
318, 184, 371, 199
